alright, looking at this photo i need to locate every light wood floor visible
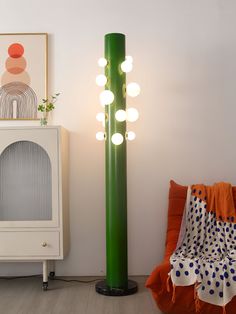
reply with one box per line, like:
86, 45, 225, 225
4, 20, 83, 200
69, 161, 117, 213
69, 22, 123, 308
0, 276, 161, 314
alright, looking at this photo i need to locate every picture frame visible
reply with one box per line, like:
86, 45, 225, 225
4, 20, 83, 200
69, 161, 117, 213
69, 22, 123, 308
0, 33, 48, 120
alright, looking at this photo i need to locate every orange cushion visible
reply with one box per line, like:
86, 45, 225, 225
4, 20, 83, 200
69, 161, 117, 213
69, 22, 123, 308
146, 180, 236, 314
163, 180, 187, 261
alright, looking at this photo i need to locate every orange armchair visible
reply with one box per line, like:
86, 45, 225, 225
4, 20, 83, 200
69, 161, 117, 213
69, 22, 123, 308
146, 181, 236, 314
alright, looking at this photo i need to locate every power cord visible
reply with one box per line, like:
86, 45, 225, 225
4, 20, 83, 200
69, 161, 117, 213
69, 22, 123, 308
0, 274, 102, 283
53, 277, 102, 283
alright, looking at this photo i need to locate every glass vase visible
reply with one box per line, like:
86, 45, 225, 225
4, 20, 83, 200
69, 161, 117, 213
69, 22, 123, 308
40, 112, 49, 126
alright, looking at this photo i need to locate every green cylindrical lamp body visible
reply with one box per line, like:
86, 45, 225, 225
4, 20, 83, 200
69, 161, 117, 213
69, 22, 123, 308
105, 33, 127, 288
96, 33, 137, 296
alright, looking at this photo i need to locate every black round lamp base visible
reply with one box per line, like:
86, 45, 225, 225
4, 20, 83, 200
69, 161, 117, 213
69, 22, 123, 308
95, 280, 138, 296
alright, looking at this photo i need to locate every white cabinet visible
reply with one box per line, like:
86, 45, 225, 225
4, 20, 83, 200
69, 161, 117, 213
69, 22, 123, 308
0, 126, 69, 290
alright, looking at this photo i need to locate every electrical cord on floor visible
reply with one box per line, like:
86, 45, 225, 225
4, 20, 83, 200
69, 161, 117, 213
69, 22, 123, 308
52, 278, 101, 283
0, 274, 102, 283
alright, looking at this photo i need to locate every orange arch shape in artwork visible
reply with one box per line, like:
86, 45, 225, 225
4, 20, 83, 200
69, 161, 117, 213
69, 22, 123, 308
5, 56, 27, 74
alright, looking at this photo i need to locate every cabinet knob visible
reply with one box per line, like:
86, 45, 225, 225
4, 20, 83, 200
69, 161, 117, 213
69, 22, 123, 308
41, 242, 47, 247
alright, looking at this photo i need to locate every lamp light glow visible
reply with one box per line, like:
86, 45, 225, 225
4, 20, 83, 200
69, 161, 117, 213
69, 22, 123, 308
111, 133, 124, 145
96, 74, 107, 86
121, 60, 133, 73
115, 109, 127, 122
126, 131, 136, 141
99, 90, 114, 106
96, 112, 105, 122
127, 82, 140, 97
98, 57, 107, 67
126, 108, 139, 122
96, 131, 105, 141
126, 56, 133, 63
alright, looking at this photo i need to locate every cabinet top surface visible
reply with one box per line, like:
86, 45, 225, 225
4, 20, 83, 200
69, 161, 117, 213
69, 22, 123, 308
0, 126, 62, 130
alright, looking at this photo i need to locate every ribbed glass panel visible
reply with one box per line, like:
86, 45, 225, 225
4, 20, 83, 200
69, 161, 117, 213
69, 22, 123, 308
0, 141, 52, 221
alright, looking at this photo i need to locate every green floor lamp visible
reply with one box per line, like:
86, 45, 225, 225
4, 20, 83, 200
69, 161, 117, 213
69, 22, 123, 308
95, 33, 140, 296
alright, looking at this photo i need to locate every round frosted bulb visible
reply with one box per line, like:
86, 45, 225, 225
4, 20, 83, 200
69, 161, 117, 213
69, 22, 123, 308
121, 60, 133, 73
126, 56, 133, 63
126, 131, 136, 141
111, 133, 124, 145
96, 112, 105, 122
98, 57, 107, 67
96, 74, 107, 87
126, 108, 139, 122
127, 82, 140, 97
96, 132, 105, 141
115, 109, 127, 122
99, 90, 114, 106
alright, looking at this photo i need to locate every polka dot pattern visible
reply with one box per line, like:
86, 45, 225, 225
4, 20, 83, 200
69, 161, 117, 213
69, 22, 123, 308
170, 186, 236, 307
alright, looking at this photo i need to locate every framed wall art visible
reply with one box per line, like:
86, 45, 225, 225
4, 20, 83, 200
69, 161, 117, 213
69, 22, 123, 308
0, 33, 48, 120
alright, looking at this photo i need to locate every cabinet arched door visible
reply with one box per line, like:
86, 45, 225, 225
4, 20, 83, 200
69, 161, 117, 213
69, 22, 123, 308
0, 128, 60, 228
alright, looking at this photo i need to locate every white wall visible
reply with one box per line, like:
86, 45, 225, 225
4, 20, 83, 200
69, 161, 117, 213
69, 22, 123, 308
0, 0, 236, 277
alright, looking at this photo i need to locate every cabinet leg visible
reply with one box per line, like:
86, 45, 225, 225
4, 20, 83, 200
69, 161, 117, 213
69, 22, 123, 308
42, 282, 48, 291
42, 260, 48, 291
49, 260, 55, 279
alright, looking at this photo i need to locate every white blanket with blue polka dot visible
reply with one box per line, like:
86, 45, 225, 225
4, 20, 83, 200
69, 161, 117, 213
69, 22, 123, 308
170, 183, 236, 307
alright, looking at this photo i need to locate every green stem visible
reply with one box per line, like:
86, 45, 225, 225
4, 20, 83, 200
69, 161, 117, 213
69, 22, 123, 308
105, 33, 127, 289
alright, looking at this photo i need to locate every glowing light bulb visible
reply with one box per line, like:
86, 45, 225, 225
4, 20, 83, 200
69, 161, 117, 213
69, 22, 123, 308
98, 57, 107, 67
126, 56, 133, 63
96, 74, 107, 87
126, 108, 139, 122
115, 109, 127, 122
111, 133, 124, 145
99, 90, 114, 106
96, 112, 105, 122
127, 82, 140, 97
126, 131, 136, 141
96, 132, 105, 141
121, 60, 133, 73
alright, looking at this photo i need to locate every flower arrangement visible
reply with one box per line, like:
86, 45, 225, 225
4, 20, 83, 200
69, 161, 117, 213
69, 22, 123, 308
38, 93, 60, 126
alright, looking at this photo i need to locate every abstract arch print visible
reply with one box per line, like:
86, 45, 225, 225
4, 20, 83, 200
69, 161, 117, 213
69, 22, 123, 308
0, 33, 47, 119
